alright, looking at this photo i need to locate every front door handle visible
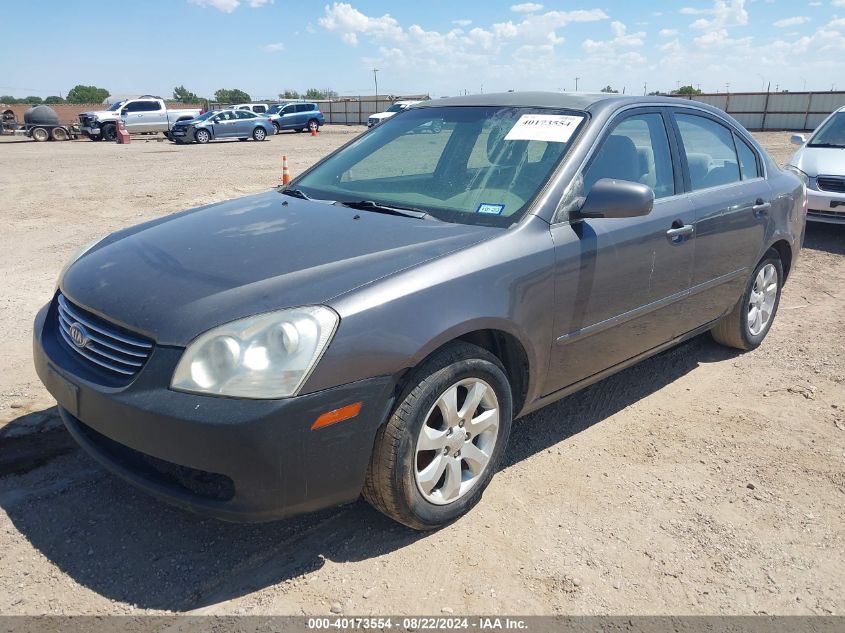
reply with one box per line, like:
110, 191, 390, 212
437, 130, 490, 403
753, 198, 771, 216
666, 224, 694, 242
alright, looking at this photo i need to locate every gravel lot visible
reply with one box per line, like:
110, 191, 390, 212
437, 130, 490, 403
0, 129, 842, 616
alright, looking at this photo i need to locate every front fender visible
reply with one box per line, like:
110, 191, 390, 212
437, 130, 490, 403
302, 216, 557, 413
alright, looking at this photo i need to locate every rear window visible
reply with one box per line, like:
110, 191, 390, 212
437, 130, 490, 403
675, 113, 741, 191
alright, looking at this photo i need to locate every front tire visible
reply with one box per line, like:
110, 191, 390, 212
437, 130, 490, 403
195, 128, 211, 144
711, 248, 783, 350
101, 123, 117, 142
363, 342, 512, 530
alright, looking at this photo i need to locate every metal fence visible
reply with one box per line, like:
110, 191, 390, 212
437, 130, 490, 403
314, 95, 429, 125
676, 91, 845, 131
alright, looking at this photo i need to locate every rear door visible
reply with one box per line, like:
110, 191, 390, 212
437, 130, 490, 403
544, 108, 697, 395
670, 110, 770, 322
124, 100, 164, 132
234, 110, 258, 135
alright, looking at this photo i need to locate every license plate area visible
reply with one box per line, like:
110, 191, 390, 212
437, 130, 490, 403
46, 363, 79, 418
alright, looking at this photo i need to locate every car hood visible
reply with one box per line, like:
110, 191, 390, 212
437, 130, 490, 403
81, 110, 114, 119
370, 112, 396, 120
788, 145, 845, 176
61, 191, 498, 346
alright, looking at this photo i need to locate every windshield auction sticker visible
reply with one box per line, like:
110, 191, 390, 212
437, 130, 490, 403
504, 114, 584, 143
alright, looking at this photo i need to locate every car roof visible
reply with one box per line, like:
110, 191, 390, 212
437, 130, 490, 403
414, 91, 699, 114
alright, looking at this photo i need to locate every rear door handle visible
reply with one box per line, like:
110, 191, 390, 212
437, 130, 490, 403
753, 198, 771, 216
666, 224, 694, 241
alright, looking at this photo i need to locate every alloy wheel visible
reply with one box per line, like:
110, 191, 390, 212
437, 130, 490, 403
414, 378, 499, 505
747, 263, 778, 336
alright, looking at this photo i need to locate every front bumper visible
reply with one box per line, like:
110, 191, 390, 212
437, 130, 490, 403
807, 187, 845, 224
80, 125, 101, 136
33, 301, 394, 522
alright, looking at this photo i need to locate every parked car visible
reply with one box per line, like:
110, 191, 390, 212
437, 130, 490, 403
227, 103, 270, 114
35, 93, 805, 530
368, 100, 421, 127
267, 102, 324, 133
169, 109, 274, 144
787, 105, 845, 224
78, 96, 201, 141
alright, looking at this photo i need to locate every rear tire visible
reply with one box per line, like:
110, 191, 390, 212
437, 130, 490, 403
711, 248, 783, 351
272, 121, 281, 134
252, 126, 267, 141
31, 127, 49, 142
363, 342, 512, 530
51, 127, 69, 141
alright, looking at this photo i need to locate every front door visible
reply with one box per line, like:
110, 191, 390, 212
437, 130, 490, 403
544, 109, 697, 395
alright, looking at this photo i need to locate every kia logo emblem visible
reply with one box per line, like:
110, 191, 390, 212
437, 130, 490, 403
68, 322, 90, 348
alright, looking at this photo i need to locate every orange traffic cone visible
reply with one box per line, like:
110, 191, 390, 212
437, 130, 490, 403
310, 122, 318, 137
282, 155, 290, 185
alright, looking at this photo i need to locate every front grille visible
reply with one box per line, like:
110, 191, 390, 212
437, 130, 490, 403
57, 293, 152, 378
817, 176, 845, 193
808, 209, 844, 221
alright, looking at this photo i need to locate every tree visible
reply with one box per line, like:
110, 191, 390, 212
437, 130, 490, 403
600, 85, 619, 93
44, 96, 65, 104
213, 88, 251, 104
280, 89, 300, 100
173, 85, 200, 103
66, 84, 110, 104
24, 96, 43, 104
0, 95, 18, 104
673, 85, 702, 95
304, 88, 338, 100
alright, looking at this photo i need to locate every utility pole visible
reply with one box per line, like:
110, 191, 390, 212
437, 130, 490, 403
574, 77, 580, 91
372, 68, 379, 97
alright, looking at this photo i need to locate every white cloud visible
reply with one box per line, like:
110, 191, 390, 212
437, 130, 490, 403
659, 28, 679, 36
774, 16, 811, 27
188, 0, 272, 11
318, 3, 403, 45
511, 3, 544, 12
681, 0, 748, 30
833, 0, 845, 7
452, 19, 472, 27
263, 42, 285, 52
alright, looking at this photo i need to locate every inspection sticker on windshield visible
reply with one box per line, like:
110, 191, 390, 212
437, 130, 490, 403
477, 203, 505, 215
504, 114, 584, 143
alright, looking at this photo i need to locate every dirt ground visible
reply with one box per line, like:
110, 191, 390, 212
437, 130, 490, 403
0, 129, 842, 616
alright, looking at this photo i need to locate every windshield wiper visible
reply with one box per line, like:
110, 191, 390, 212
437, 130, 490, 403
338, 200, 430, 219
280, 188, 311, 200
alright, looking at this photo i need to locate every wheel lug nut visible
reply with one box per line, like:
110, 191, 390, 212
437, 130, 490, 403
443, 447, 449, 454
455, 450, 461, 457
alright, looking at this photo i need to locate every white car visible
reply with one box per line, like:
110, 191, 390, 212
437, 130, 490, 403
228, 103, 270, 114
787, 105, 845, 224
367, 100, 421, 127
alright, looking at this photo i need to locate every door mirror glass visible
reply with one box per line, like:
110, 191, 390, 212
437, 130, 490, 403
574, 178, 654, 220
790, 134, 806, 146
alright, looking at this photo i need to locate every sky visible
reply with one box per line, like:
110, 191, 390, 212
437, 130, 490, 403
1, 0, 844, 101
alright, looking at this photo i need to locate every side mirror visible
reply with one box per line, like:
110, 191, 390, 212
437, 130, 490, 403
790, 134, 806, 146
573, 178, 654, 220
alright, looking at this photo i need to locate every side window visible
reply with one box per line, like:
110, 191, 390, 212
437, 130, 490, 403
236, 110, 257, 119
675, 113, 741, 190
123, 101, 142, 113
583, 113, 675, 199
282, 105, 295, 115
295, 104, 312, 113
253, 105, 266, 113
238, 106, 249, 110
735, 135, 761, 179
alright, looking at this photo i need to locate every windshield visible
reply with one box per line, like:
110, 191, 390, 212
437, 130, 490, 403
386, 104, 405, 113
193, 110, 217, 121
809, 112, 845, 148
294, 106, 586, 226
107, 100, 126, 111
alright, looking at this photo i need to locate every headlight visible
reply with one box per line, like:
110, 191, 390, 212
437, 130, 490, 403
56, 236, 105, 290
171, 306, 339, 399
785, 164, 810, 187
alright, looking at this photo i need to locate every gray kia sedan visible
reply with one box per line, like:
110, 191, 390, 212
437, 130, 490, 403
34, 93, 806, 530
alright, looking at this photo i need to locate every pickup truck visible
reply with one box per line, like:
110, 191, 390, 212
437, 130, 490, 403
78, 96, 202, 141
